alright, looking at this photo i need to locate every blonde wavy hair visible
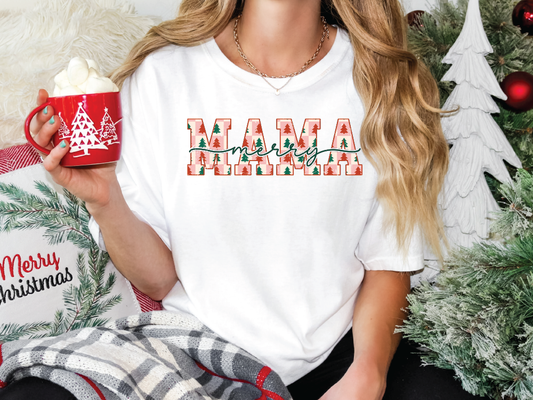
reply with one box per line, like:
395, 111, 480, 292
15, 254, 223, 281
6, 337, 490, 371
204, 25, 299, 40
111, 0, 449, 261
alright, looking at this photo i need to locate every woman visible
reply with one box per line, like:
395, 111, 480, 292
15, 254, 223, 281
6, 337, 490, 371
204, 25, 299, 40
3, 0, 448, 398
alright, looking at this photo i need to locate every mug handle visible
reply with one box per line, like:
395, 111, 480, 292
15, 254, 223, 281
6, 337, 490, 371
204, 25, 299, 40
24, 101, 53, 155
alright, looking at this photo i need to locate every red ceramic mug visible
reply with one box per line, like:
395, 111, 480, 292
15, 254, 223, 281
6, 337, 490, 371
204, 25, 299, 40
25, 92, 122, 167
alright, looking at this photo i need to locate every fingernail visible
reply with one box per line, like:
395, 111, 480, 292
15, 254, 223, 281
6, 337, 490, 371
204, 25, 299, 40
60, 140, 67, 148
49, 116, 55, 124
43, 106, 48, 115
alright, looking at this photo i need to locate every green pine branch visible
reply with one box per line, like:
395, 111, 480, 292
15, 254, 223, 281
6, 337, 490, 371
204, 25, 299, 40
0, 322, 52, 343
48, 310, 68, 337
493, 110, 533, 176
0, 181, 94, 250
61, 246, 122, 333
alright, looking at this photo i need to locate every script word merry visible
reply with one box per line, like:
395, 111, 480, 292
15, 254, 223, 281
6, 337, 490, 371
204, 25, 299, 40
1, 253, 61, 281
187, 118, 364, 176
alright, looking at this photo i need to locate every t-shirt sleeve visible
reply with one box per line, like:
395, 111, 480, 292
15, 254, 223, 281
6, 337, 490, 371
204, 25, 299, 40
355, 198, 424, 272
89, 62, 171, 250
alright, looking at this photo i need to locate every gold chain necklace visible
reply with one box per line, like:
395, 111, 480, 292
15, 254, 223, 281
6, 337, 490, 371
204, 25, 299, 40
233, 14, 329, 95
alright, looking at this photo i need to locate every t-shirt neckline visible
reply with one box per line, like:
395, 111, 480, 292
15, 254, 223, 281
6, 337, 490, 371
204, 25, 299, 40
202, 28, 351, 94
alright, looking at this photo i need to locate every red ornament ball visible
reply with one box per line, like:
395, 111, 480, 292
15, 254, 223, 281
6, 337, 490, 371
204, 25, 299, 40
501, 71, 533, 112
512, 0, 533, 35
406, 10, 427, 29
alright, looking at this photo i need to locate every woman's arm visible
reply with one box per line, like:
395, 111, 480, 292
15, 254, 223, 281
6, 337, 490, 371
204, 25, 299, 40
34, 89, 178, 301
86, 179, 177, 301
320, 270, 411, 400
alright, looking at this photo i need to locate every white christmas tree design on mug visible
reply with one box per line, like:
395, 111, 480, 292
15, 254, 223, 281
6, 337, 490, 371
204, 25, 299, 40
99, 107, 120, 146
63, 102, 121, 157
58, 113, 71, 139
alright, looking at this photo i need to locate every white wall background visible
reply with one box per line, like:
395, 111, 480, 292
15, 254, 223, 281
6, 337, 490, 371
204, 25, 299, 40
0, 0, 438, 21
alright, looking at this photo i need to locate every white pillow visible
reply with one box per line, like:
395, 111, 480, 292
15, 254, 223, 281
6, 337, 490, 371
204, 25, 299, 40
0, 162, 141, 342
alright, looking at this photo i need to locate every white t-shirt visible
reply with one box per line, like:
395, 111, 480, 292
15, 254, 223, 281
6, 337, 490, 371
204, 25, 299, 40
90, 28, 423, 384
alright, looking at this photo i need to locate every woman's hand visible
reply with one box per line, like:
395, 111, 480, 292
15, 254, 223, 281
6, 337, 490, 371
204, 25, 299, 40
318, 356, 386, 400
321, 270, 410, 399
31, 90, 177, 299
30, 89, 118, 210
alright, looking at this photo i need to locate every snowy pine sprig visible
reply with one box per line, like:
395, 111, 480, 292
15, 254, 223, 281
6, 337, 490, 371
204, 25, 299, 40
491, 169, 533, 239
399, 256, 533, 399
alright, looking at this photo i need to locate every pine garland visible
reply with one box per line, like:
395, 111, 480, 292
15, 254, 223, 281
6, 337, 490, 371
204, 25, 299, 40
0, 181, 122, 342
399, 170, 533, 400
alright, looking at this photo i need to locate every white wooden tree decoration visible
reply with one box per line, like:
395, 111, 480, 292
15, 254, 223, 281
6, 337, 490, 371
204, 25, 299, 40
439, 0, 522, 249
69, 102, 107, 157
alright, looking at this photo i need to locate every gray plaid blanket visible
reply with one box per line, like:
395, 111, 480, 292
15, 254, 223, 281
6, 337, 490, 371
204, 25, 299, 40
0, 311, 292, 400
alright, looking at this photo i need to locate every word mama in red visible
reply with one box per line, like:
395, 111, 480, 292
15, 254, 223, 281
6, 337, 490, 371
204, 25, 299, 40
187, 118, 363, 176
